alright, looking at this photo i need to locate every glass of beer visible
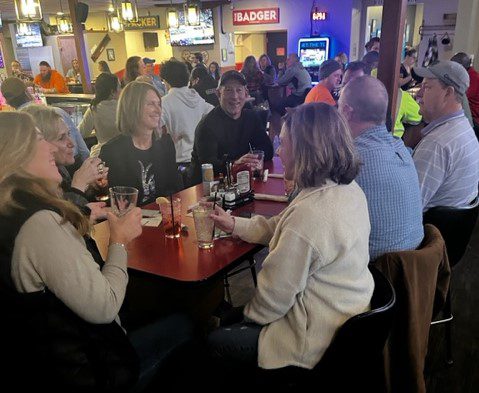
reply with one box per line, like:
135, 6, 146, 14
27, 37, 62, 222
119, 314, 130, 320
192, 205, 215, 249
159, 198, 182, 239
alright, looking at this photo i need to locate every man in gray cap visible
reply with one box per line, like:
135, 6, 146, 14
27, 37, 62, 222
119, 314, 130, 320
413, 60, 479, 211
305, 59, 342, 105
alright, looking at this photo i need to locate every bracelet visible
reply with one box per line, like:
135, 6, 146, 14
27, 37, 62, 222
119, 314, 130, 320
109, 242, 126, 249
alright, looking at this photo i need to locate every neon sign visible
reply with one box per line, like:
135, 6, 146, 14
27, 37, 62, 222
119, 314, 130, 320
311, 11, 327, 21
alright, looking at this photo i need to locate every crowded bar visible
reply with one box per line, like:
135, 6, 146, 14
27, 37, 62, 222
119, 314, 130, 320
0, 0, 478, 392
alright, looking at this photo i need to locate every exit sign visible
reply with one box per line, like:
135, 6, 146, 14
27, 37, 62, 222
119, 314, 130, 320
312, 11, 327, 21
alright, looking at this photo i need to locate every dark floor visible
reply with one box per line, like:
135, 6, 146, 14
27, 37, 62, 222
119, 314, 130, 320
227, 224, 479, 393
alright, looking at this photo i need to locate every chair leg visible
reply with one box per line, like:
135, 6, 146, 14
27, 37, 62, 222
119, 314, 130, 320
224, 275, 233, 305
248, 258, 258, 287
444, 291, 453, 365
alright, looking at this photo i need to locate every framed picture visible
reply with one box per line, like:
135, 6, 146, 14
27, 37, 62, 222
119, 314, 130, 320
106, 48, 115, 61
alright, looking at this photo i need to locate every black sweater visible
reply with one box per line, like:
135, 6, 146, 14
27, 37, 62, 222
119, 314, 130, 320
189, 106, 274, 184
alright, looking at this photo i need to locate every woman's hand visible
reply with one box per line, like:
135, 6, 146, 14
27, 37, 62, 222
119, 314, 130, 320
234, 153, 260, 167
210, 206, 235, 233
86, 202, 109, 224
107, 207, 142, 245
71, 158, 109, 192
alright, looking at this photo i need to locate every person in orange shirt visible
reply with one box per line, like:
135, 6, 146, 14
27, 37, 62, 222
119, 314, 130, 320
33, 61, 69, 94
305, 59, 342, 106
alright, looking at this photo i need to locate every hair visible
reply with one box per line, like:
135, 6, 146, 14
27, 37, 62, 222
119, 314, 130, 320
365, 37, 380, 51
91, 73, 119, 109
342, 76, 388, 124
404, 47, 417, 58
191, 65, 210, 81
98, 60, 111, 73
39, 61, 51, 68
283, 103, 359, 188
451, 52, 472, 70
19, 105, 63, 142
362, 51, 380, 74
334, 52, 348, 66
124, 56, 142, 84
194, 52, 203, 63
241, 56, 260, 77
209, 61, 220, 80
117, 81, 161, 136
11, 60, 20, 66
0, 112, 89, 235
345, 61, 368, 74
160, 60, 189, 88
258, 54, 272, 69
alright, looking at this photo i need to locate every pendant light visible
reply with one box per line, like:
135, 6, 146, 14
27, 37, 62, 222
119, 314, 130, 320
184, 1, 200, 26
119, 0, 138, 23
56, 0, 72, 34
167, 0, 179, 29
107, 12, 124, 33
14, 0, 43, 22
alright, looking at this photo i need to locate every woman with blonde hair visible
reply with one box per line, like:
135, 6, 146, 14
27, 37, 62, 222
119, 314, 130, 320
99, 81, 182, 204
208, 103, 374, 375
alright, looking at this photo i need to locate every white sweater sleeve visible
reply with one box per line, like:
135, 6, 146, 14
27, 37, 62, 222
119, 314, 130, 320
232, 214, 282, 246
11, 210, 128, 324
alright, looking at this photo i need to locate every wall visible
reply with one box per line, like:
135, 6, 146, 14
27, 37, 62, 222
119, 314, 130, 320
85, 31, 127, 77
124, 30, 172, 63
453, 0, 479, 67
234, 33, 267, 63
222, 0, 354, 59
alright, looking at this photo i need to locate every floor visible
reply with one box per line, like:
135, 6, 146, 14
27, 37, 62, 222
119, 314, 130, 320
226, 224, 479, 393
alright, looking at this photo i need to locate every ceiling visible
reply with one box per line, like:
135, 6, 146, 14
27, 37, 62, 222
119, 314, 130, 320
0, 0, 230, 21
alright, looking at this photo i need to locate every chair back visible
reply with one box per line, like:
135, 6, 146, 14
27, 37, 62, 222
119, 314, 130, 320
423, 200, 479, 266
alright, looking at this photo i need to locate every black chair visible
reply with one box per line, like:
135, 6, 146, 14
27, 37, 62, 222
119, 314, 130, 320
223, 257, 257, 305
256, 265, 396, 392
424, 200, 479, 364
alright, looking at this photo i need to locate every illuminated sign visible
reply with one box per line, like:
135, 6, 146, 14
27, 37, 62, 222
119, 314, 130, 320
233, 8, 280, 25
311, 11, 327, 21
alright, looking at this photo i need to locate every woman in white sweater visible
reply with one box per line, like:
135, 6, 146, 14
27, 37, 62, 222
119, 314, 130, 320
208, 103, 374, 371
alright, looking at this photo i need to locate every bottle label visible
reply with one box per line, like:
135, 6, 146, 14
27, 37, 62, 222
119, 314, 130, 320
236, 170, 250, 194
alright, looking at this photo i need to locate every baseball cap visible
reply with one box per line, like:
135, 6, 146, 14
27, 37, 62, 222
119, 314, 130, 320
319, 59, 342, 80
415, 60, 470, 96
1, 77, 28, 101
218, 70, 247, 87
143, 57, 156, 64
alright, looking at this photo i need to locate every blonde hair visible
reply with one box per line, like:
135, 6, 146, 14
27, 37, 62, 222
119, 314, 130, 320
19, 104, 63, 142
0, 112, 90, 235
282, 103, 359, 188
117, 81, 161, 136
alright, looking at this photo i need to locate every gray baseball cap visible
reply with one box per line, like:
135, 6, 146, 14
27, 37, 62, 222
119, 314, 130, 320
415, 60, 470, 96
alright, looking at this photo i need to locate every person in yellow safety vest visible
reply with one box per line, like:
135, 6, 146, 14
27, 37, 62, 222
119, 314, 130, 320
394, 89, 422, 138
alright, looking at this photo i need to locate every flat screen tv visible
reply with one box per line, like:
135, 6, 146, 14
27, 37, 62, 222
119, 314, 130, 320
298, 37, 330, 68
15, 23, 43, 48
169, 9, 214, 46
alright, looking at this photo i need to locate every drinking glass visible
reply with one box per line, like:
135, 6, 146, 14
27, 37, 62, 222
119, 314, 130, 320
109, 186, 138, 217
192, 205, 215, 249
159, 198, 182, 239
252, 149, 265, 179
95, 177, 109, 202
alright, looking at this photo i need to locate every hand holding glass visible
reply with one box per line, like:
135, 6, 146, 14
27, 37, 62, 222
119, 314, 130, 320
252, 149, 264, 179
193, 205, 215, 249
109, 186, 138, 217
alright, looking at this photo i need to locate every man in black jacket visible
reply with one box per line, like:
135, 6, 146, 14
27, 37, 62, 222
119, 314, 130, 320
189, 70, 274, 184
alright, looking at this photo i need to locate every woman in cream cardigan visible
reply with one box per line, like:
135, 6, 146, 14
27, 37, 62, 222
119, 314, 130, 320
208, 103, 374, 371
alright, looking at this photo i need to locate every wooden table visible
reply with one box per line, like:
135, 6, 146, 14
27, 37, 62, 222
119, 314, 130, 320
45, 93, 94, 104
93, 157, 286, 283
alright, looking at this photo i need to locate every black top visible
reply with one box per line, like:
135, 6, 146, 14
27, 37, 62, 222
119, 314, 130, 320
400, 64, 423, 91
99, 133, 182, 205
193, 75, 220, 107
189, 106, 274, 184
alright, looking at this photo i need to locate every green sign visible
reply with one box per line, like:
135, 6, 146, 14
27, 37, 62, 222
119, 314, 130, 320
125, 16, 160, 30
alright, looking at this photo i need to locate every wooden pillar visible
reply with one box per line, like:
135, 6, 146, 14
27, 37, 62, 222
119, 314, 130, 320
68, 0, 92, 93
376, 0, 407, 130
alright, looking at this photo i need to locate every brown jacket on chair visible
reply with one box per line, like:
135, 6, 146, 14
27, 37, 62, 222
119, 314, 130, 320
372, 224, 451, 393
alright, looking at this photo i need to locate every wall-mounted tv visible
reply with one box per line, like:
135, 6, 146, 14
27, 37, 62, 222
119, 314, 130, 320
169, 9, 214, 46
15, 23, 43, 48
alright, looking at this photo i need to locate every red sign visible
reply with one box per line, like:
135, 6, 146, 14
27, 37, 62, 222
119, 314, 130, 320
233, 8, 280, 25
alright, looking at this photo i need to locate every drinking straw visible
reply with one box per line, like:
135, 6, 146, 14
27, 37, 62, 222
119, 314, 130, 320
170, 194, 175, 232
212, 191, 218, 239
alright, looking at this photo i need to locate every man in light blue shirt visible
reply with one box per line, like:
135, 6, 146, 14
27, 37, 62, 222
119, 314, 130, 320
413, 61, 479, 211
339, 76, 424, 260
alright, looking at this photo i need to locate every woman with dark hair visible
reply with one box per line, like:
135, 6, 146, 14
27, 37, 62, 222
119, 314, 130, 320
207, 103, 373, 375
123, 56, 146, 86
100, 81, 182, 204
79, 72, 121, 156
208, 61, 221, 82
399, 47, 422, 90
241, 55, 264, 104
98, 60, 111, 74
258, 54, 276, 85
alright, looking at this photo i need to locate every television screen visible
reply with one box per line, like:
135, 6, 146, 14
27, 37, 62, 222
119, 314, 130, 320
15, 23, 43, 48
169, 9, 214, 46
298, 37, 330, 68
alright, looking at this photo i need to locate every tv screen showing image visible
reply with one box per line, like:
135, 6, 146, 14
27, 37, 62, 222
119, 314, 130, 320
15, 23, 43, 48
169, 9, 215, 46
298, 37, 330, 68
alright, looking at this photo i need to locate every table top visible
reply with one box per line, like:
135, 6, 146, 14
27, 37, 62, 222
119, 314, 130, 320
45, 93, 94, 104
93, 158, 287, 283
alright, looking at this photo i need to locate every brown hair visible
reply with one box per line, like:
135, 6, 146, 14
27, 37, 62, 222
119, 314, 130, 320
282, 103, 359, 188
124, 56, 142, 84
0, 112, 89, 235
19, 104, 63, 142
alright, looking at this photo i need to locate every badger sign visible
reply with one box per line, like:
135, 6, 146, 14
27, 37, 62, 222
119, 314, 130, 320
233, 8, 280, 26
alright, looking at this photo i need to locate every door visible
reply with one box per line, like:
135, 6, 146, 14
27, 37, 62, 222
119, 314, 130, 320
266, 31, 287, 69
57, 36, 77, 74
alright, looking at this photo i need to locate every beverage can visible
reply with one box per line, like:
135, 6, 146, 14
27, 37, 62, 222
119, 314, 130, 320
201, 163, 214, 182
236, 170, 251, 194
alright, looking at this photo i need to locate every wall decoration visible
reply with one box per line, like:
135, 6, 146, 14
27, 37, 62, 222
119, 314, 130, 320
106, 48, 115, 61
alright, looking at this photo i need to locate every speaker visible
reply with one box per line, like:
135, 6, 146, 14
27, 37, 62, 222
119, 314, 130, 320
76, 2, 89, 23
143, 32, 159, 48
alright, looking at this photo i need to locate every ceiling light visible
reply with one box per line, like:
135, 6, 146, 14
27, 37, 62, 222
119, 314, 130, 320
14, 0, 43, 22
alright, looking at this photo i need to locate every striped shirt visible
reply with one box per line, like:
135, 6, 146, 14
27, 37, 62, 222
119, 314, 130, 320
413, 111, 479, 211
355, 125, 424, 260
